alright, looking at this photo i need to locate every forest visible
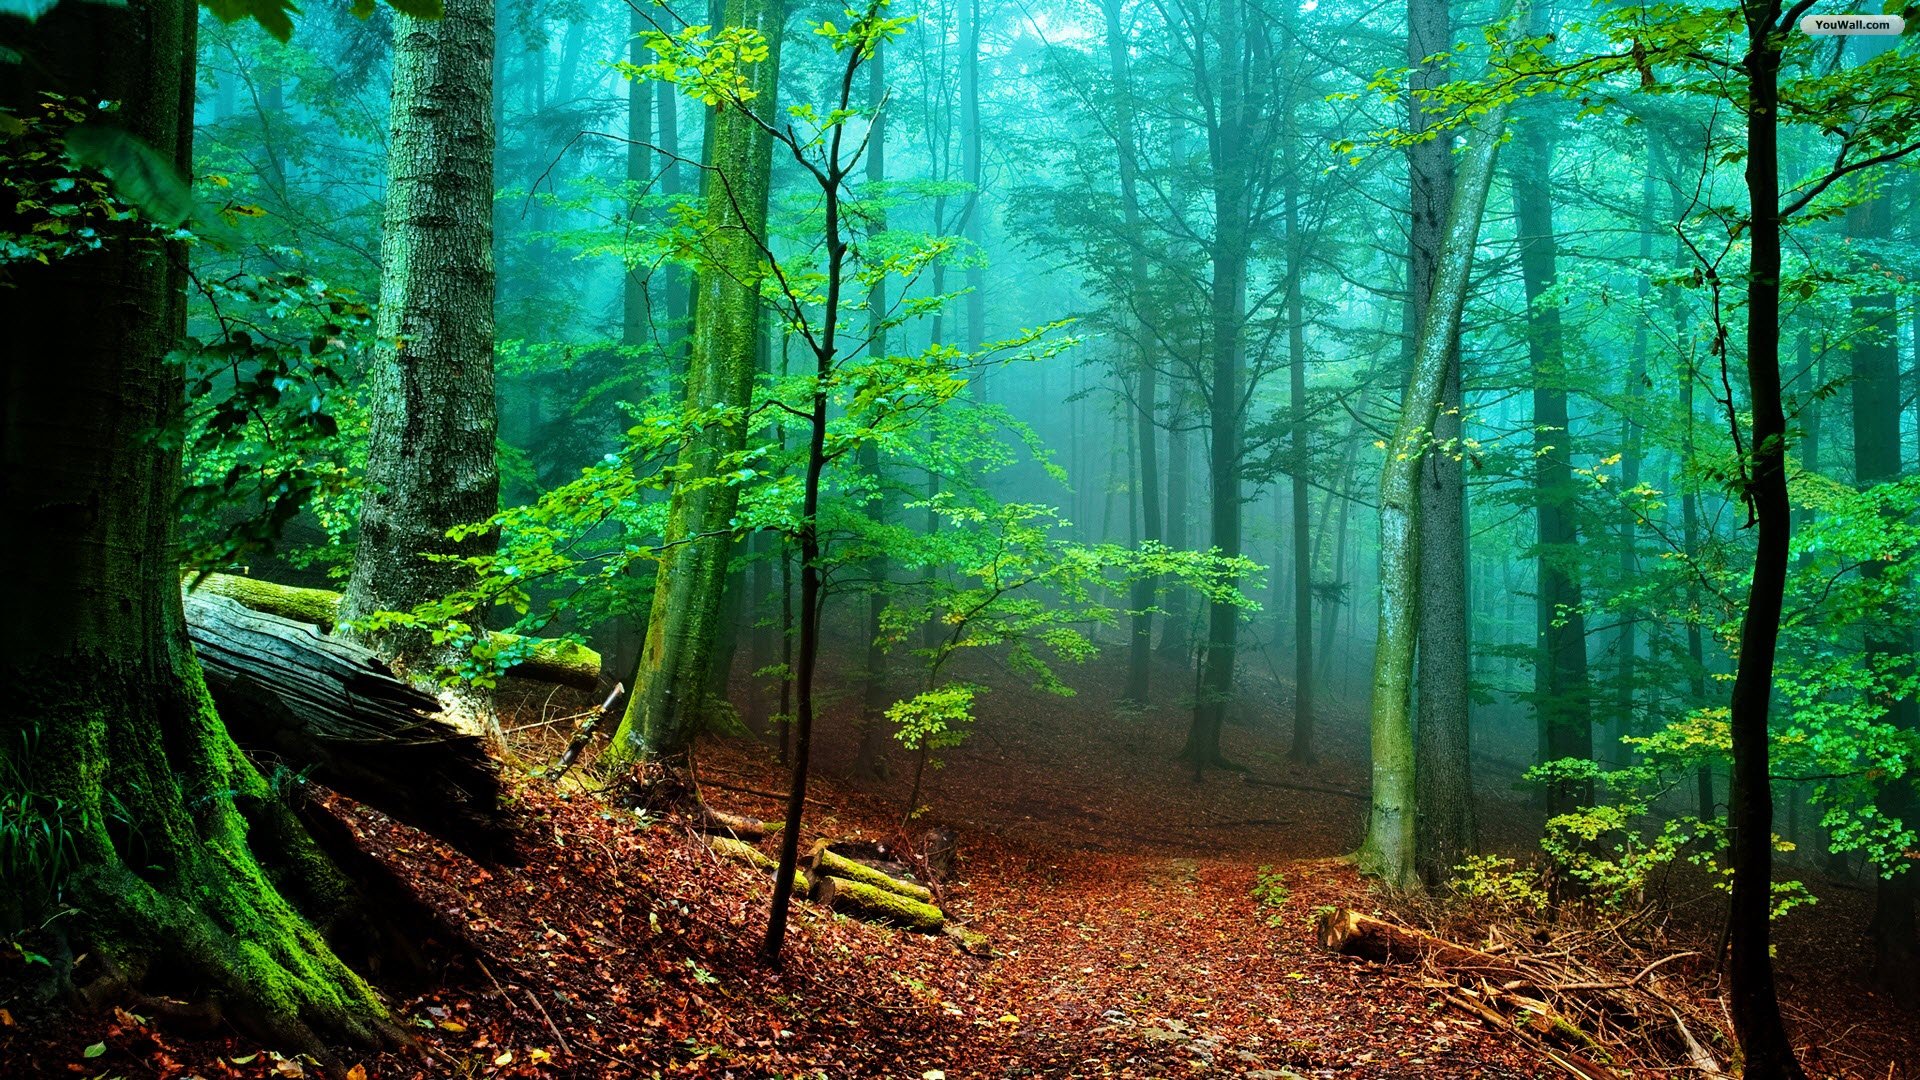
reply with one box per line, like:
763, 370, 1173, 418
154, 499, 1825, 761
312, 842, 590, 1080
1, 0, 1918, 1075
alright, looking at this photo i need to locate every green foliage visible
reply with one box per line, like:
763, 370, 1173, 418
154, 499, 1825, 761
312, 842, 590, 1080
177, 268, 371, 571
1450, 856, 1549, 915
0, 96, 154, 271
1250, 866, 1290, 926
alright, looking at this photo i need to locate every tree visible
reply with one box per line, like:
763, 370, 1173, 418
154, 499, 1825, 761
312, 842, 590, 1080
602, 0, 788, 774
1511, 107, 1594, 821
1405, 0, 1471, 882
337, 0, 501, 741
0, 0, 393, 1057
1101, 0, 1165, 708
1358, 5, 1522, 889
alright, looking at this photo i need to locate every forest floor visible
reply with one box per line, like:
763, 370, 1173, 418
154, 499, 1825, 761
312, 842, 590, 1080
3, 643, 1915, 1078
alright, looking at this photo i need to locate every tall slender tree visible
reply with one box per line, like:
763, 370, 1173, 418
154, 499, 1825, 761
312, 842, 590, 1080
604, 0, 788, 773
1406, 0, 1473, 884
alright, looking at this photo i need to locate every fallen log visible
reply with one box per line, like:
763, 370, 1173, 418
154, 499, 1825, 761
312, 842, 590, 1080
695, 807, 768, 843
807, 841, 934, 903
814, 875, 945, 932
189, 572, 603, 690
707, 835, 775, 871
1315, 907, 1518, 977
183, 591, 514, 862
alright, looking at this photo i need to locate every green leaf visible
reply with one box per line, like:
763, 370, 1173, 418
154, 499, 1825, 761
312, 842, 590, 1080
62, 122, 193, 227
83, 1042, 107, 1059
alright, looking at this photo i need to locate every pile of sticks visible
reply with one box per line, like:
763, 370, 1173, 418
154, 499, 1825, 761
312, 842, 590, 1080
1317, 908, 1729, 1079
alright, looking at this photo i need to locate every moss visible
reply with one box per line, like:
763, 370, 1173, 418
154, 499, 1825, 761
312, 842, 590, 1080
820, 876, 945, 932
191, 573, 342, 630
813, 846, 934, 903
708, 835, 775, 871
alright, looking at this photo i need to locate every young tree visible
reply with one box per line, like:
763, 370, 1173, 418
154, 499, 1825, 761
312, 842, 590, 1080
338, 0, 501, 740
0, 0, 391, 1055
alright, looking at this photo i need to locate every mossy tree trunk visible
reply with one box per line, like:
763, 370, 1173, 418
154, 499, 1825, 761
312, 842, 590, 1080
339, 0, 500, 740
1360, 64, 1512, 891
0, 0, 390, 1058
604, 0, 786, 774
1407, 0, 1473, 888
852, 39, 892, 785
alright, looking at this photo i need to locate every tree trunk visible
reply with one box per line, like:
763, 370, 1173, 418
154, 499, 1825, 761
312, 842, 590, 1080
1184, 0, 1250, 775
1406, 0, 1473, 886
1849, 171, 1919, 1004
1725, 6, 1807, 1073
0, 0, 390, 1056
958, 0, 985, 365
1103, 0, 1163, 707
1359, 51, 1513, 890
1159, 423, 1193, 658
604, 0, 786, 773
1511, 122, 1593, 819
339, 0, 501, 742
853, 41, 891, 785
1284, 139, 1314, 764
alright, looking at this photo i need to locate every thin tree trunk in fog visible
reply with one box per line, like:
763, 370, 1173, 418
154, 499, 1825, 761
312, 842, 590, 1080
1511, 121, 1593, 820
1284, 178, 1314, 763
1103, 0, 1164, 706
605, 0, 786, 773
854, 42, 891, 785
1318, 433, 1358, 683
1405, 0, 1471, 886
1160, 422, 1193, 658
1724, 6, 1807, 1071
340, 0, 500, 741
1360, 53, 1512, 890
1614, 141, 1655, 742
959, 0, 985, 364
1184, 0, 1252, 775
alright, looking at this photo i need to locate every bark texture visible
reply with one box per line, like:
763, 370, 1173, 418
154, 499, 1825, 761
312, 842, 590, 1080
340, 0, 500, 737
605, 0, 786, 772
1361, 59, 1513, 890
0, 0, 389, 1055
1405, 0, 1473, 886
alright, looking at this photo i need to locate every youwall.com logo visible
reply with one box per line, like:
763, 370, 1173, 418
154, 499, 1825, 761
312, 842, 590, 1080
1798, 12, 1907, 34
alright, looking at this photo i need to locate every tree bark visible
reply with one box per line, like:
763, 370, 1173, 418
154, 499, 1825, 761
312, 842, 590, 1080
1407, 0, 1473, 886
0, 0, 390, 1056
853, 40, 891, 785
1360, 47, 1514, 890
1725, 5, 1807, 1073
339, 0, 501, 746
605, 0, 786, 773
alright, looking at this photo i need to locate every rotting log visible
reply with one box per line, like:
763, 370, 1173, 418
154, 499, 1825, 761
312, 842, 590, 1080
696, 807, 768, 843
183, 591, 514, 862
708, 834, 776, 871
189, 572, 603, 690
814, 875, 945, 932
807, 840, 934, 903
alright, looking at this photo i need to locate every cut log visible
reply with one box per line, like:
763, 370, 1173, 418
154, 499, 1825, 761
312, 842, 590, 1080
183, 591, 514, 862
814, 875, 945, 932
188, 572, 603, 690
695, 807, 767, 843
1315, 907, 1517, 976
806, 841, 934, 903
707, 835, 775, 871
